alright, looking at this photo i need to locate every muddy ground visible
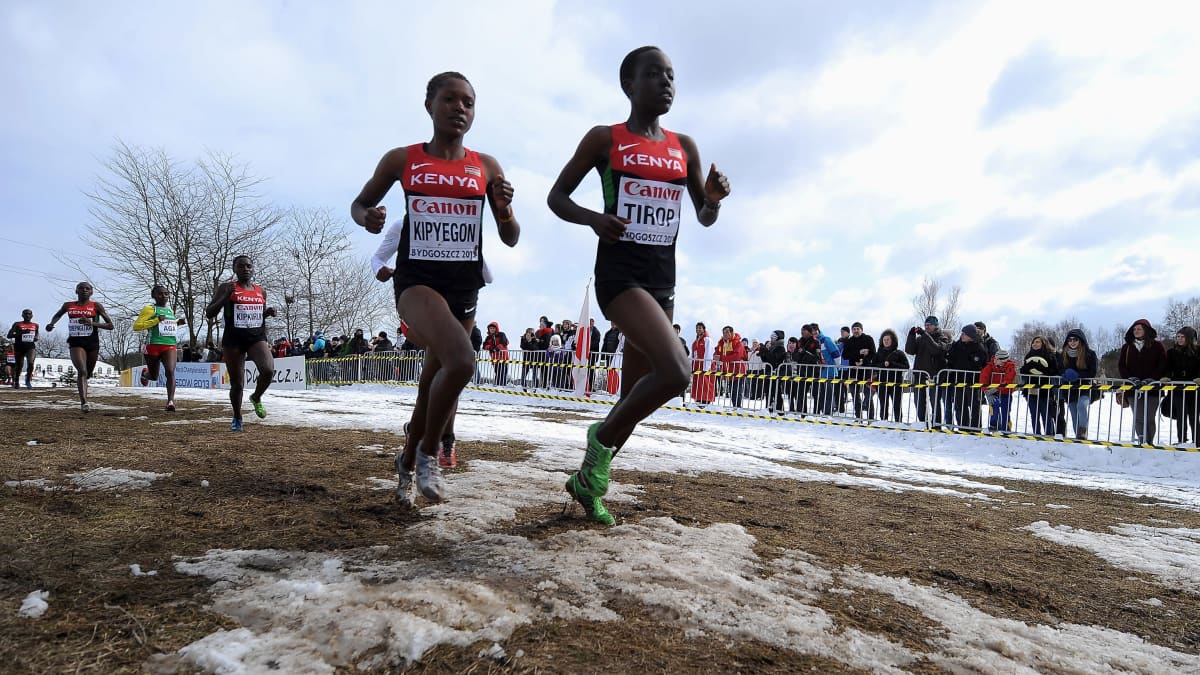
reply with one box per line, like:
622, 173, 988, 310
1, 389, 1198, 673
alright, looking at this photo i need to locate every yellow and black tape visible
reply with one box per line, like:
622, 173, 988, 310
305, 376, 1199, 454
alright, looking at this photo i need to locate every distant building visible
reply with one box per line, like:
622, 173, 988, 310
28, 358, 118, 385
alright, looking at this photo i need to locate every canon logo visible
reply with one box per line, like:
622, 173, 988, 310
411, 199, 480, 216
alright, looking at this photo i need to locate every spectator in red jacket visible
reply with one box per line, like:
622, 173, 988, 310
483, 322, 510, 387
980, 349, 1017, 431
715, 325, 748, 408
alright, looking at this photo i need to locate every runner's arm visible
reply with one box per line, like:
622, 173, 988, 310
371, 220, 404, 278
547, 126, 630, 243
45, 303, 71, 331
352, 147, 408, 234
480, 153, 519, 247
93, 303, 115, 331
205, 283, 233, 321
677, 133, 729, 227
132, 305, 159, 332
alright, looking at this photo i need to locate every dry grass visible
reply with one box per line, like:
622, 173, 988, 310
1, 389, 1198, 673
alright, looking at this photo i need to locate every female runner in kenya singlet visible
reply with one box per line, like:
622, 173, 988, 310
546, 46, 731, 526
352, 71, 521, 505
46, 281, 114, 412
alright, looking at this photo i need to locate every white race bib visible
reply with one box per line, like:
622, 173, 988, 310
158, 319, 177, 337
233, 304, 263, 329
68, 317, 93, 337
21, 332, 35, 343
615, 176, 682, 247
406, 195, 482, 261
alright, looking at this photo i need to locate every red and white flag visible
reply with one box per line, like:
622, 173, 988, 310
572, 282, 591, 398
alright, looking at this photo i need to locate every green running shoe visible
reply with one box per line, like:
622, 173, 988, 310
566, 473, 615, 526
249, 395, 266, 419
578, 421, 615, 497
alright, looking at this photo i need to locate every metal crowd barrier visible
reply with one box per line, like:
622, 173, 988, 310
932, 369, 1200, 447
304, 352, 1200, 450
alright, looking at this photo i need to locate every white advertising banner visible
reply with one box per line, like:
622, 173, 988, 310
130, 355, 306, 391
233, 355, 306, 391
135, 362, 223, 389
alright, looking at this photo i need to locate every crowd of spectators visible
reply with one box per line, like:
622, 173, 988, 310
276, 311, 1200, 446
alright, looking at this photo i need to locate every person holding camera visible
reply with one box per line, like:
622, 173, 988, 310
904, 316, 952, 427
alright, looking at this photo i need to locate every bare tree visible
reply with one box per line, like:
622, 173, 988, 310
99, 314, 142, 370
912, 275, 962, 333
1008, 320, 1058, 364
1161, 296, 1200, 335
321, 259, 393, 337
1091, 322, 1127, 358
264, 208, 353, 338
38, 332, 69, 359
80, 140, 280, 350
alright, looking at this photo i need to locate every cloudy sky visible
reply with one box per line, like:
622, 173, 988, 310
3, 1, 1198, 350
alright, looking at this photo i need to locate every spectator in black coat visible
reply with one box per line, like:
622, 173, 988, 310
602, 322, 621, 355
974, 321, 999, 358
870, 329, 909, 422
1019, 335, 1060, 435
1165, 326, 1200, 445
946, 324, 989, 428
759, 330, 788, 413
844, 321, 877, 419
904, 316, 952, 426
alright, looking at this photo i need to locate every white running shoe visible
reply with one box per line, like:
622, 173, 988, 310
81, 402, 90, 413
394, 454, 415, 507
415, 450, 446, 501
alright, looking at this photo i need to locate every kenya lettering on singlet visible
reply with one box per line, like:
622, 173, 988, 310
229, 285, 265, 329
67, 303, 97, 338
399, 144, 487, 280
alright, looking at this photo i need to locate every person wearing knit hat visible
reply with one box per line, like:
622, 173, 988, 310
905, 314, 952, 427
1165, 326, 1200, 445
980, 346, 1017, 431
946, 324, 989, 428
1058, 329, 1099, 440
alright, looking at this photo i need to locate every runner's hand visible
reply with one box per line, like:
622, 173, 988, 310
364, 205, 387, 234
376, 267, 394, 282
588, 213, 631, 244
489, 174, 513, 212
265, 307, 277, 318
704, 163, 730, 204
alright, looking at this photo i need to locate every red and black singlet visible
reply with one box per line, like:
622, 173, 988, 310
395, 143, 488, 292
594, 123, 689, 290
65, 302, 98, 340
223, 283, 267, 337
12, 321, 38, 350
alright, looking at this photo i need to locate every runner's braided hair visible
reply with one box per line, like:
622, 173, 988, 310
425, 72, 471, 105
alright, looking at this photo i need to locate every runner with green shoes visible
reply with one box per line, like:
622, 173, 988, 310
205, 255, 276, 431
548, 46, 731, 525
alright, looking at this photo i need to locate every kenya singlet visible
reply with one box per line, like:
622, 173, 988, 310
66, 302, 98, 345
12, 321, 38, 351
595, 123, 689, 290
222, 283, 267, 340
394, 143, 487, 293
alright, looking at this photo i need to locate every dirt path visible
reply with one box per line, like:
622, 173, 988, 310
1, 390, 1197, 673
